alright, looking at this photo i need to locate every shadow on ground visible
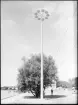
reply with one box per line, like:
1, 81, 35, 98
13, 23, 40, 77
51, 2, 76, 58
24, 96, 40, 99
44, 95, 66, 99
23, 95, 66, 99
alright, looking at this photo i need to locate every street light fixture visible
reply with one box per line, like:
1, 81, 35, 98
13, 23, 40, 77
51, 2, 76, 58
34, 9, 50, 99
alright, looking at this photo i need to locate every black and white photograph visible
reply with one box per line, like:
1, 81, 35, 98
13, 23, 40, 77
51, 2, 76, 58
1, 0, 77, 104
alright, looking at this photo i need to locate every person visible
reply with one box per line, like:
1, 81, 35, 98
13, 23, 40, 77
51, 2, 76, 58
51, 89, 53, 95
43, 90, 45, 97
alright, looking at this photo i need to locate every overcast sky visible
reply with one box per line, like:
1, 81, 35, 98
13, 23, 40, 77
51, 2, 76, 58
1, 1, 77, 86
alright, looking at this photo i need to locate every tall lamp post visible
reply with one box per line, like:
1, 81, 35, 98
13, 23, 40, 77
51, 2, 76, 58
34, 9, 49, 99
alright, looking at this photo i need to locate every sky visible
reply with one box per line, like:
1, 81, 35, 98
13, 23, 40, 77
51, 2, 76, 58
1, 1, 77, 86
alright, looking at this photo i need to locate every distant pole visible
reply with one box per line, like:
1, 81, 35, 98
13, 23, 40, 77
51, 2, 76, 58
34, 9, 49, 99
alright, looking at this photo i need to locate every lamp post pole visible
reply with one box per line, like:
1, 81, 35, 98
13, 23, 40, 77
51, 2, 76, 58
34, 9, 49, 99
41, 20, 43, 99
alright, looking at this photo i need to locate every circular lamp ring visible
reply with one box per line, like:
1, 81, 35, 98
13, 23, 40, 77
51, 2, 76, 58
35, 9, 49, 21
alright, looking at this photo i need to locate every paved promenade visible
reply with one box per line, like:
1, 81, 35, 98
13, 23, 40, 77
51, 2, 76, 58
1, 89, 77, 104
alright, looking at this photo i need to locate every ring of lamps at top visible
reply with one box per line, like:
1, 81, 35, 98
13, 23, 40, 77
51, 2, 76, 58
34, 9, 50, 21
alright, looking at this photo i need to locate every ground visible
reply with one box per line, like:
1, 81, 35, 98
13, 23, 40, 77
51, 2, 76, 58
1, 88, 77, 104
